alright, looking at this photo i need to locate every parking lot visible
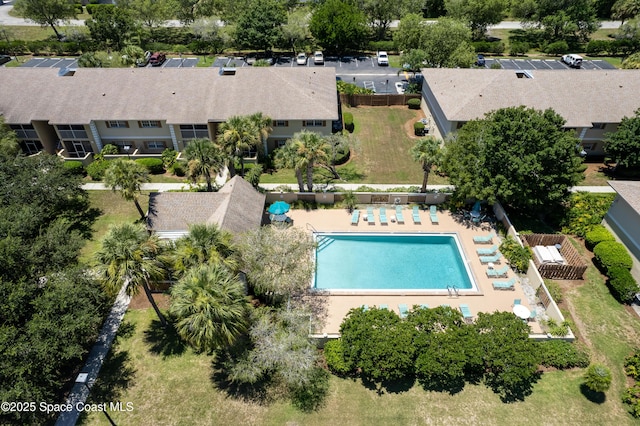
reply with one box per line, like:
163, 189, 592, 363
12, 55, 617, 94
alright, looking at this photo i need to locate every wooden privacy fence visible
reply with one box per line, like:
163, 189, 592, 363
522, 234, 587, 280
339, 93, 420, 107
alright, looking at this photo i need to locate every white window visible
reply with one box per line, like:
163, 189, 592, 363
65, 140, 92, 158
303, 120, 325, 127
273, 120, 289, 127
107, 120, 129, 128
139, 120, 161, 128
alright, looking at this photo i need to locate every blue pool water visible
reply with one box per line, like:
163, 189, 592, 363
313, 233, 474, 291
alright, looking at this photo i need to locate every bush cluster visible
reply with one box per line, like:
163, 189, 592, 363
586, 39, 640, 56
86, 160, 110, 180
169, 161, 186, 177
585, 225, 615, 250
324, 339, 351, 375
86, 3, 113, 14
607, 267, 638, 303
336, 81, 374, 95
473, 41, 505, 55
343, 112, 354, 132
63, 160, 86, 176
593, 241, 633, 273
624, 349, 640, 418
135, 158, 165, 174
368, 40, 395, 53
499, 236, 531, 273
509, 42, 530, 56
561, 193, 616, 237
537, 340, 590, 369
407, 98, 421, 110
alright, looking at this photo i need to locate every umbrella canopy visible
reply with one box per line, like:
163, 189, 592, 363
472, 201, 481, 213
268, 201, 290, 215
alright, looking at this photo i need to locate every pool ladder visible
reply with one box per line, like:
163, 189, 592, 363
447, 285, 459, 298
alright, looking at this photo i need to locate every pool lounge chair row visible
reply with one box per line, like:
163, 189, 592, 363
492, 277, 517, 291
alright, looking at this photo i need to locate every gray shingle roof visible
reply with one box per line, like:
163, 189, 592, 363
146, 175, 265, 238
422, 69, 640, 128
0, 67, 338, 124
609, 180, 640, 214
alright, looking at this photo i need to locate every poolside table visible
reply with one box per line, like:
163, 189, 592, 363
513, 304, 531, 320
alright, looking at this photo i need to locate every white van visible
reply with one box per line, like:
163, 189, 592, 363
561, 54, 583, 68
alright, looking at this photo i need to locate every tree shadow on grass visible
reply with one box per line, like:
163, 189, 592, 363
209, 356, 274, 405
493, 371, 543, 403
580, 383, 607, 404
143, 318, 187, 358
361, 375, 416, 395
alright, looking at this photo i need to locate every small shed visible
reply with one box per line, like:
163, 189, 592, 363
522, 234, 587, 280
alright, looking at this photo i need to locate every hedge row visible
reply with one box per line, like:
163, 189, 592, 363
472, 41, 505, 55
590, 239, 638, 304
135, 158, 165, 174
585, 225, 616, 250
0, 40, 98, 56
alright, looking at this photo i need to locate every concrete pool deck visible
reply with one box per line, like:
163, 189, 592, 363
288, 206, 545, 335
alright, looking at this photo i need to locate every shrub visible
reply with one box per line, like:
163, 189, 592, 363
101, 144, 119, 155
593, 241, 633, 273
585, 225, 615, 251
490, 41, 505, 55
368, 40, 395, 52
161, 148, 178, 167
407, 98, 421, 110
561, 193, 616, 237
289, 367, 330, 412
499, 236, 531, 273
323, 339, 352, 375
544, 41, 569, 56
622, 384, 640, 418
343, 112, 354, 132
169, 161, 186, 177
537, 340, 590, 369
624, 349, 640, 380
86, 160, 110, 180
544, 279, 563, 304
607, 267, 639, 303
135, 158, 165, 174
413, 121, 425, 136
583, 363, 612, 393
585, 40, 610, 56
63, 160, 86, 176
336, 81, 374, 95
543, 318, 571, 337
509, 41, 529, 56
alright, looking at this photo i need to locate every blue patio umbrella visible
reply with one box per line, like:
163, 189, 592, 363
472, 201, 481, 213
268, 201, 290, 215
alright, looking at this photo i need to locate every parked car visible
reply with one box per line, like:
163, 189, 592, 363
0, 55, 12, 66
136, 51, 151, 67
562, 54, 583, 68
314, 51, 324, 65
476, 54, 486, 67
377, 51, 389, 66
149, 52, 166, 67
296, 53, 307, 65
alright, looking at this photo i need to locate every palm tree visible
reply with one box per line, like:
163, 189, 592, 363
169, 263, 249, 352
248, 112, 273, 157
95, 223, 167, 326
218, 115, 260, 178
103, 158, 150, 220
410, 136, 442, 193
171, 223, 237, 277
292, 130, 330, 192
184, 138, 225, 192
274, 140, 306, 192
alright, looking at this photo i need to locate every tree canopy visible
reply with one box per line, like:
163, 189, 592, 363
233, 0, 286, 51
309, 0, 369, 53
355, 0, 423, 39
513, 0, 600, 42
604, 108, 640, 170
441, 106, 584, 214
444, 0, 510, 40
14, 0, 77, 40
86, 5, 135, 51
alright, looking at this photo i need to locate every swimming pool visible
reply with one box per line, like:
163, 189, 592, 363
313, 233, 477, 292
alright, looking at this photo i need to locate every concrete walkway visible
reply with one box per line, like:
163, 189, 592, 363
55, 282, 131, 426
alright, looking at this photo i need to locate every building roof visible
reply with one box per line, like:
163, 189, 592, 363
0, 67, 338, 125
146, 175, 266, 239
422, 69, 640, 128
608, 180, 640, 214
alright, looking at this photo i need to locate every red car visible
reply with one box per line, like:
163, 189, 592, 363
149, 52, 166, 67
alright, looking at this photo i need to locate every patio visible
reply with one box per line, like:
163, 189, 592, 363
288, 206, 546, 335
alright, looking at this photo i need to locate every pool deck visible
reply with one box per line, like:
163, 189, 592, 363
288, 206, 545, 335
